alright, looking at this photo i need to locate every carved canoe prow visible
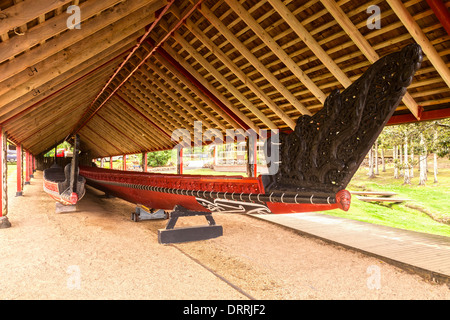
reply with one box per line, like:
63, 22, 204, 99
262, 43, 423, 196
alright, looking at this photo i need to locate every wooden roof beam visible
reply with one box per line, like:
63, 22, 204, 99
0, 4, 159, 112
387, 0, 450, 89
83, 125, 126, 155
224, 0, 327, 105
124, 75, 196, 136
185, 19, 296, 130
320, 0, 422, 120
154, 46, 255, 131
137, 68, 213, 129
0, 0, 73, 36
95, 114, 148, 152
171, 32, 275, 130
0, 0, 163, 83
145, 60, 228, 131
5, 59, 119, 135
99, 103, 169, 150
114, 91, 174, 142
267, 0, 352, 89
0, 33, 139, 123
200, 4, 312, 117
71, 0, 204, 138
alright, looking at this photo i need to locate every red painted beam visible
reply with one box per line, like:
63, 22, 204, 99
387, 108, 450, 125
2, 49, 127, 127
73, 0, 205, 136
426, 0, 450, 37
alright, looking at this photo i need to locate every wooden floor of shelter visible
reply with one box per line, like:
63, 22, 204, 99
252, 212, 450, 284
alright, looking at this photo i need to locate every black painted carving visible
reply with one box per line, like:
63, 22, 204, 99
263, 44, 423, 195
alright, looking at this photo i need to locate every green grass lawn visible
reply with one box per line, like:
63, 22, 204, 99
176, 165, 450, 237
13, 160, 449, 237
319, 163, 450, 237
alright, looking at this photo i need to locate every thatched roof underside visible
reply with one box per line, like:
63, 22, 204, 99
0, 0, 449, 157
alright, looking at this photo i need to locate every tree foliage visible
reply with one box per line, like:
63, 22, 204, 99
146, 150, 172, 167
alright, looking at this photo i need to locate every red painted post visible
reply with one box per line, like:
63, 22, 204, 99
0, 126, 11, 228
253, 139, 258, 177
29, 153, 34, 178
16, 144, 22, 196
143, 152, 148, 172
25, 151, 30, 185
110, 157, 113, 169
177, 147, 183, 175
122, 155, 126, 171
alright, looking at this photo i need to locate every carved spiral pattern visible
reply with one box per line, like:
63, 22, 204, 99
263, 44, 423, 195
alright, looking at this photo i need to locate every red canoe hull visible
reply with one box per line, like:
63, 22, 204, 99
79, 166, 350, 214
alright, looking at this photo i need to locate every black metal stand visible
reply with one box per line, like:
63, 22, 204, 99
158, 205, 223, 244
131, 206, 166, 222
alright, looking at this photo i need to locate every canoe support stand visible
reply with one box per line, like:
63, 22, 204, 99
131, 205, 167, 222
158, 205, 223, 244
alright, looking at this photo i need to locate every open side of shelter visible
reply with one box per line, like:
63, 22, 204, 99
0, 0, 449, 242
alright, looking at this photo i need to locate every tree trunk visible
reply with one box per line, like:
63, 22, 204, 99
394, 145, 399, 179
410, 150, 414, 178
403, 139, 410, 185
368, 146, 375, 178
399, 144, 403, 177
374, 141, 379, 175
434, 153, 438, 183
381, 148, 386, 172
419, 133, 427, 186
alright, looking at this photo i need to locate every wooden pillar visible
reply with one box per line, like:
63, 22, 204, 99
16, 144, 23, 196
0, 127, 10, 228
110, 157, 113, 169
122, 154, 126, 171
177, 147, 183, 175
29, 153, 34, 178
142, 152, 148, 172
213, 145, 217, 166
246, 134, 258, 177
25, 150, 30, 185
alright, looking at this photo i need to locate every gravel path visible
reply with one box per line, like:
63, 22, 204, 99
0, 171, 448, 300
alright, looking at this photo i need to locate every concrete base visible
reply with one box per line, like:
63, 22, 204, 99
16, 191, 23, 197
0, 216, 11, 229
55, 202, 77, 214
24, 181, 30, 185
158, 225, 223, 244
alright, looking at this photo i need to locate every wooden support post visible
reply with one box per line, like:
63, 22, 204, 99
16, 144, 23, 196
25, 150, 30, 185
177, 147, 183, 175
142, 152, 148, 172
122, 155, 126, 171
29, 153, 34, 178
0, 126, 10, 228
246, 135, 258, 177
110, 156, 113, 169
253, 139, 258, 177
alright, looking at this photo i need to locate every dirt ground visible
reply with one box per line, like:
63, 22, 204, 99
0, 171, 448, 300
